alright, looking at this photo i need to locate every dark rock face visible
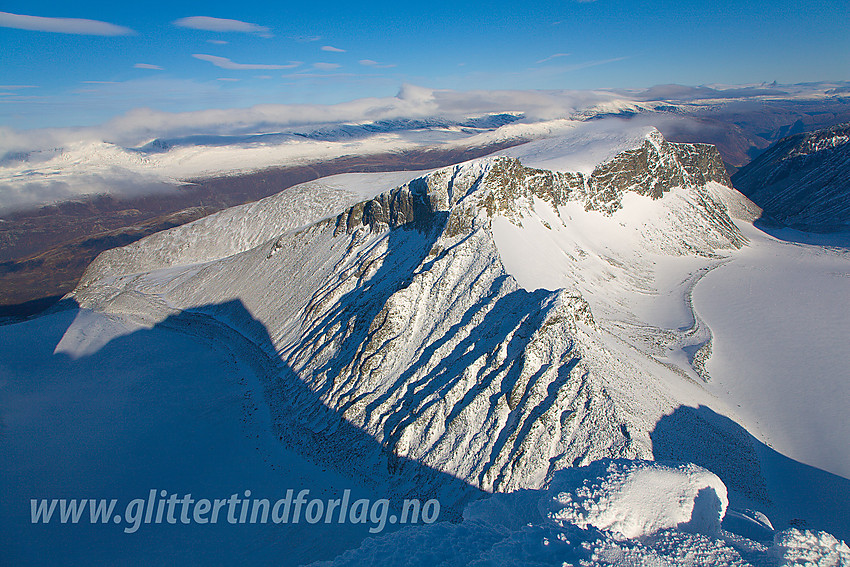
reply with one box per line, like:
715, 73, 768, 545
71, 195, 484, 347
483, 133, 731, 217
333, 182, 441, 235
587, 134, 731, 211
732, 122, 850, 231
335, 131, 734, 238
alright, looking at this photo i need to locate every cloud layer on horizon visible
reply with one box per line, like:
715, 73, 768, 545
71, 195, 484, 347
2, 82, 843, 156
0, 85, 621, 152
0, 81, 847, 213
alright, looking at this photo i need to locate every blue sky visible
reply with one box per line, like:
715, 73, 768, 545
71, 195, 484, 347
1, 0, 848, 129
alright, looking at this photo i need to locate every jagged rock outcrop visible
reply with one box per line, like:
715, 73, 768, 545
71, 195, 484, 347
732, 122, 850, 231
70, 132, 749, 497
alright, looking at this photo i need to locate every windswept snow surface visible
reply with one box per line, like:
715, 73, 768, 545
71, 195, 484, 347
497, 119, 654, 174
542, 460, 728, 540
772, 528, 850, 567
692, 225, 850, 479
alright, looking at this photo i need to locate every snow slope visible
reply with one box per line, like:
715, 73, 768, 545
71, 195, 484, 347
0, 307, 384, 566
693, 224, 850, 479
497, 119, 655, 174
76, 170, 426, 282
6, 126, 849, 563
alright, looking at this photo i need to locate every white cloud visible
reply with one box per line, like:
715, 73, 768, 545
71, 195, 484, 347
207, 39, 228, 45
192, 54, 301, 70
173, 16, 270, 36
321, 45, 346, 53
537, 53, 570, 64
82, 81, 120, 85
0, 11, 133, 35
313, 62, 341, 70
0, 174, 177, 214
359, 59, 397, 69
134, 63, 163, 70
0, 85, 626, 154
0, 85, 38, 89
217, 78, 240, 82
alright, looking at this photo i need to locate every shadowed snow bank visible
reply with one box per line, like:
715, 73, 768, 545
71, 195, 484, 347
310, 459, 849, 567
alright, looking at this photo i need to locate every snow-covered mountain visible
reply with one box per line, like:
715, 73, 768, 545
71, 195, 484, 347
5, 125, 849, 565
132, 115, 526, 153
69, 130, 746, 496
732, 122, 850, 231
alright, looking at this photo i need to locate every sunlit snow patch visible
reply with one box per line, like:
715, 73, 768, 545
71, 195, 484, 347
541, 459, 728, 540
771, 529, 850, 567
498, 119, 654, 174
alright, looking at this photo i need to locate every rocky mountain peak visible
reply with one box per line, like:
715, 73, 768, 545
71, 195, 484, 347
330, 132, 732, 239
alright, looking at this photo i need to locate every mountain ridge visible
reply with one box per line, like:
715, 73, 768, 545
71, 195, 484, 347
69, 131, 753, 497
732, 121, 850, 231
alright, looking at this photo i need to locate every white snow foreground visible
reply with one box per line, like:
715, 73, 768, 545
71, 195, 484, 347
310, 460, 849, 567
68, 130, 744, 499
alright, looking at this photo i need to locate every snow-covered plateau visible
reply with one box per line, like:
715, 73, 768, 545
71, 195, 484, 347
1, 126, 848, 565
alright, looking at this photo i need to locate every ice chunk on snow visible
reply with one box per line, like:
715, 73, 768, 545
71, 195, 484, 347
541, 459, 728, 540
